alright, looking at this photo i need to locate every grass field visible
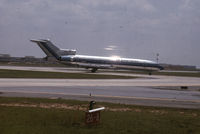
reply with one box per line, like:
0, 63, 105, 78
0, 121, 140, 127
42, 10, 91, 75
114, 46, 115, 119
0, 97, 200, 134
0, 69, 136, 79
109, 70, 200, 77
154, 71, 200, 77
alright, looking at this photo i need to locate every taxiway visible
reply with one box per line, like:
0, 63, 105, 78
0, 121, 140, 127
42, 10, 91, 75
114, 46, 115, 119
0, 66, 200, 108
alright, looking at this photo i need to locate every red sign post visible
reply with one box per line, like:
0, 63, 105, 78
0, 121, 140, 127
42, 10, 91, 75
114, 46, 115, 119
85, 111, 100, 125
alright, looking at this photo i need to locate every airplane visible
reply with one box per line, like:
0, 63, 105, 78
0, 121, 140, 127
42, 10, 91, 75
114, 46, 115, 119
30, 39, 164, 74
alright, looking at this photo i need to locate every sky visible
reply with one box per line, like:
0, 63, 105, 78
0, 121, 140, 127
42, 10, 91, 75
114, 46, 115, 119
0, 0, 200, 67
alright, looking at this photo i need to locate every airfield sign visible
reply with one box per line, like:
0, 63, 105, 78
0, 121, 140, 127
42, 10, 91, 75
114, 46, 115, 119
85, 111, 100, 124
85, 107, 105, 125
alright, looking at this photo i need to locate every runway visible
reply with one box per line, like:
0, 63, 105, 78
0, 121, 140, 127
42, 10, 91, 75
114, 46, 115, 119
0, 66, 200, 108
0, 76, 200, 87
0, 78, 200, 109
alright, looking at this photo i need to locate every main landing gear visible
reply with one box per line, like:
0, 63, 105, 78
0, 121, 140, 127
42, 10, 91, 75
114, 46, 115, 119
148, 72, 152, 75
91, 68, 98, 73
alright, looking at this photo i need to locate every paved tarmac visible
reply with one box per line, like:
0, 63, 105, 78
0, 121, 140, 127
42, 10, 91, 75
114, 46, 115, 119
0, 66, 200, 109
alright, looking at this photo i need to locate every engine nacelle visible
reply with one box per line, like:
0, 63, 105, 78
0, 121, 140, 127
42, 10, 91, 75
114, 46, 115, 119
58, 49, 76, 55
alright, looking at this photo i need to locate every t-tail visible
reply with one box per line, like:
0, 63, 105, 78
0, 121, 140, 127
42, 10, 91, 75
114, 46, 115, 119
30, 39, 76, 60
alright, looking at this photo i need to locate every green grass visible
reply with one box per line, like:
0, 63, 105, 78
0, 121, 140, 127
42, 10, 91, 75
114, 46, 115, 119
154, 71, 200, 77
109, 70, 200, 77
0, 69, 136, 79
0, 97, 200, 134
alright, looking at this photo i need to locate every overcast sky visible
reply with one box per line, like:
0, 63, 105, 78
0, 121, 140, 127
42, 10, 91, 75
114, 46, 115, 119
0, 0, 200, 67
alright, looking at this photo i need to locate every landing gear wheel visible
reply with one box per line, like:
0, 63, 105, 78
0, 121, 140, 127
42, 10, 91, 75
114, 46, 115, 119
91, 68, 98, 73
148, 72, 152, 75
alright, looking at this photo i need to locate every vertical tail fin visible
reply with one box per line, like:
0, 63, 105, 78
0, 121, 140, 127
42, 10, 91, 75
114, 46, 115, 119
30, 39, 76, 60
30, 39, 61, 60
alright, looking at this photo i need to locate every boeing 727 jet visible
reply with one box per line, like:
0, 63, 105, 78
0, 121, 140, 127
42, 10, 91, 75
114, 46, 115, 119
31, 39, 163, 73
